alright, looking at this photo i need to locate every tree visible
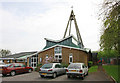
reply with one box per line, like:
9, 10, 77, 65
98, 50, 119, 58
99, 0, 120, 53
0, 49, 11, 57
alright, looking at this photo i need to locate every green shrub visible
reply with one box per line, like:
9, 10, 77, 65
37, 63, 42, 67
88, 61, 93, 67
35, 63, 42, 72
88, 65, 98, 72
35, 67, 38, 71
61, 63, 69, 68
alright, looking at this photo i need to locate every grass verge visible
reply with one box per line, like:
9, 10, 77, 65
88, 65, 98, 73
103, 65, 119, 83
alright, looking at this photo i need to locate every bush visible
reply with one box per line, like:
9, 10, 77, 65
61, 63, 69, 68
88, 65, 98, 72
35, 67, 37, 71
37, 63, 42, 67
35, 63, 42, 72
88, 61, 93, 68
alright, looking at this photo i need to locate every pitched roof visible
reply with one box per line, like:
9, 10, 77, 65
1, 51, 37, 59
44, 35, 74, 43
38, 44, 88, 54
43, 35, 82, 50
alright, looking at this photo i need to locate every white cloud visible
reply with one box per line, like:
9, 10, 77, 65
0, 0, 102, 53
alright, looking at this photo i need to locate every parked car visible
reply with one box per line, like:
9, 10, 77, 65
0, 62, 6, 67
39, 63, 66, 78
66, 63, 88, 80
0, 62, 6, 74
2, 63, 33, 76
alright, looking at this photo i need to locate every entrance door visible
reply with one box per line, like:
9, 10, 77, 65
31, 55, 38, 69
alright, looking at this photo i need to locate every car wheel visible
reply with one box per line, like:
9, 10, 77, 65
2, 74, 7, 77
28, 69, 32, 73
10, 71, 16, 76
41, 75, 44, 78
86, 72, 88, 76
67, 75, 70, 78
81, 74, 85, 80
53, 73, 57, 78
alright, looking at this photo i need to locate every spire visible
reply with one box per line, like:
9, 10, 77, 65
63, 9, 84, 48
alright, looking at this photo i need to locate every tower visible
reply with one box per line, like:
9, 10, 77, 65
63, 10, 84, 48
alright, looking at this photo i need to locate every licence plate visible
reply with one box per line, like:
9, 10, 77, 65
71, 70, 76, 72
41, 73, 47, 75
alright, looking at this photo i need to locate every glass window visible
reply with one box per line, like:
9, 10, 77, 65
5, 64, 12, 67
7, 60, 10, 63
41, 63, 53, 69
34, 63, 36, 67
17, 59, 24, 62
14, 64, 21, 67
34, 58, 36, 62
40, 58, 42, 62
69, 53, 73, 63
32, 63, 33, 67
20, 64, 26, 67
68, 63, 81, 69
54, 47, 62, 54
31, 58, 33, 62
70, 57, 72, 62
9, 65, 14, 68
55, 64, 60, 68
46, 55, 48, 58
54, 47, 62, 61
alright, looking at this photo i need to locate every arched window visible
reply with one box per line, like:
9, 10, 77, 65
69, 53, 73, 63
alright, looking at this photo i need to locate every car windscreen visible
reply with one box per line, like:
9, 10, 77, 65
5, 64, 12, 67
68, 64, 81, 69
41, 63, 53, 69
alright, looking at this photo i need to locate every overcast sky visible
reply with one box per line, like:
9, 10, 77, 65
0, 0, 103, 54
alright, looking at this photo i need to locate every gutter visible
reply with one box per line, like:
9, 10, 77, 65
0, 58, 14, 60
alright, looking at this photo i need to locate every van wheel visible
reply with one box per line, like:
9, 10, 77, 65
10, 71, 16, 76
53, 73, 57, 78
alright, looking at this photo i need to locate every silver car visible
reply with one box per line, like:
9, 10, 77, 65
66, 63, 88, 80
39, 63, 66, 78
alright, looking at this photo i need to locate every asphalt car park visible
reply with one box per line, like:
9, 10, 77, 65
2, 71, 113, 82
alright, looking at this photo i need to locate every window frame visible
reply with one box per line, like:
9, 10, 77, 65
54, 46, 62, 60
69, 53, 73, 63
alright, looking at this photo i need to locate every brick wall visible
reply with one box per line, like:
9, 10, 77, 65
38, 46, 88, 66
38, 48, 54, 64
62, 47, 88, 66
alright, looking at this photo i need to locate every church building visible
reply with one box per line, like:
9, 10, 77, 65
37, 10, 91, 66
